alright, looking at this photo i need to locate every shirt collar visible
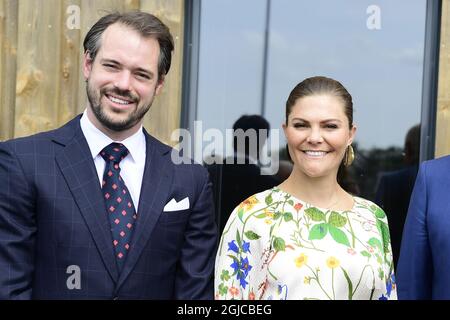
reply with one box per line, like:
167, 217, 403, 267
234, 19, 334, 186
80, 109, 146, 163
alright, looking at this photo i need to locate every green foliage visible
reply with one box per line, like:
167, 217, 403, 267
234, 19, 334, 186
273, 237, 286, 251
328, 225, 350, 247
283, 212, 293, 222
309, 223, 328, 240
328, 211, 347, 227
305, 208, 326, 222
245, 230, 261, 240
265, 194, 273, 205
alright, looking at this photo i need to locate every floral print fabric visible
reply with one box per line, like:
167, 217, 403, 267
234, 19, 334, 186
215, 187, 397, 300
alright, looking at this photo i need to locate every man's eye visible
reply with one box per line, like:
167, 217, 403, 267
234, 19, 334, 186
136, 73, 150, 80
104, 64, 118, 69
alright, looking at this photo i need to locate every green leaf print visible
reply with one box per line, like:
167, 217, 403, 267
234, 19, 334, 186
378, 267, 385, 280
273, 211, 282, 220
374, 207, 386, 219
368, 237, 382, 252
273, 237, 286, 251
255, 212, 267, 219
269, 223, 275, 237
220, 270, 230, 281
328, 225, 350, 247
305, 207, 326, 222
283, 212, 293, 222
218, 283, 228, 296
245, 230, 261, 240
341, 267, 354, 300
236, 230, 242, 249
265, 194, 273, 205
308, 223, 328, 240
328, 211, 347, 227
377, 220, 391, 252
238, 208, 244, 222
361, 251, 371, 258
287, 199, 294, 206
375, 253, 383, 264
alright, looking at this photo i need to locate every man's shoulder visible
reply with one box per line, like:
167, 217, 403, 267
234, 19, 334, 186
421, 155, 450, 175
0, 116, 80, 153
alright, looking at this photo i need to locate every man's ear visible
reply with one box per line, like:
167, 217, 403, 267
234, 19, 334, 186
155, 75, 165, 96
83, 51, 93, 80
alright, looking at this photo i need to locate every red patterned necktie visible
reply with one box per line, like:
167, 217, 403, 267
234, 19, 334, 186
100, 143, 136, 272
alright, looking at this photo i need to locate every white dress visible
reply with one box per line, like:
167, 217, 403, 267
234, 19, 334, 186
215, 187, 397, 300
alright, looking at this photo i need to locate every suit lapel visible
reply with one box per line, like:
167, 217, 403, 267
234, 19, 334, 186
54, 117, 119, 283
116, 131, 173, 290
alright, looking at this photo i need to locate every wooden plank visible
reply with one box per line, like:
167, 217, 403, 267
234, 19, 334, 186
0, 0, 18, 141
14, 0, 63, 137
436, 0, 450, 157
140, 0, 184, 145
58, 0, 81, 124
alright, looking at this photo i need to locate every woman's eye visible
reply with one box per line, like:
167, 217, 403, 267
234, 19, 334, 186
325, 124, 338, 129
293, 123, 307, 128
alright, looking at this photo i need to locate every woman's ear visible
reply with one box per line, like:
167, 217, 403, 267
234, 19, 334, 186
348, 124, 357, 145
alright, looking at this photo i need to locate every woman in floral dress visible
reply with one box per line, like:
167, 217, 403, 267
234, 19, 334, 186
214, 76, 396, 300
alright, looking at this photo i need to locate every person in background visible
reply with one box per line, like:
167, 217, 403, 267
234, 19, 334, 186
0, 11, 217, 299
215, 76, 396, 300
375, 124, 420, 269
207, 115, 279, 234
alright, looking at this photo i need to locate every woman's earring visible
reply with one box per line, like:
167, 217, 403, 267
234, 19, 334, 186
344, 145, 355, 167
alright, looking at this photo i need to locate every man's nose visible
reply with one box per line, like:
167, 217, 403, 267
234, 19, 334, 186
114, 71, 132, 91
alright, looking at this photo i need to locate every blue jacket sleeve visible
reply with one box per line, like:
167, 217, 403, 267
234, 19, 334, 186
396, 162, 432, 299
0, 142, 36, 299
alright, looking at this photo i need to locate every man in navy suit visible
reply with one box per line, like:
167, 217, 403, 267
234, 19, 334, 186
397, 155, 450, 299
0, 12, 217, 299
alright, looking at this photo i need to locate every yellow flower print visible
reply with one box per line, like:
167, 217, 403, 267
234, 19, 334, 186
239, 195, 259, 211
265, 219, 273, 225
265, 209, 274, 218
304, 276, 311, 284
326, 256, 340, 269
295, 253, 308, 268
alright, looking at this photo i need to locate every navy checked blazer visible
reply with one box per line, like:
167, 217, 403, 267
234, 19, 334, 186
0, 116, 218, 299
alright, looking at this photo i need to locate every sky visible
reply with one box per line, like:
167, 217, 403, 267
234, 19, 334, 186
196, 0, 426, 155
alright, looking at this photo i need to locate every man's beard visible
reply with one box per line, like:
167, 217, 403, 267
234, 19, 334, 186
86, 80, 153, 132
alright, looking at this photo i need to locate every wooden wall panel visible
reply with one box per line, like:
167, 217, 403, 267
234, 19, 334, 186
0, 0, 184, 145
436, 0, 450, 157
140, 0, 184, 145
15, 0, 63, 137
0, 0, 18, 141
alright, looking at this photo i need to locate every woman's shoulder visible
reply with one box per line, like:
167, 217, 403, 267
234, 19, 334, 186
352, 196, 386, 218
237, 188, 277, 206
229, 187, 281, 217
